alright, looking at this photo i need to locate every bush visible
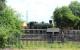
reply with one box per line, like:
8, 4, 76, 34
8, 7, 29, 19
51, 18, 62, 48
0, 7, 22, 48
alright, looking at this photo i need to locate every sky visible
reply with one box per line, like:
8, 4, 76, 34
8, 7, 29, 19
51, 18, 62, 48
6, 0, 78, 23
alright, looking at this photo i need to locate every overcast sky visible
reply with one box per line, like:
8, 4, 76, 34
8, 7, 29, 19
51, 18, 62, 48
6, 0, 78, 23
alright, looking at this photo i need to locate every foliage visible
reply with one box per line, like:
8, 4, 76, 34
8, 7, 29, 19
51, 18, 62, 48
0, 0, 22, 47
69, 1, 80, 28
53, 1, 80, 29
0, 0, 6, 11
69, 1, 80, 17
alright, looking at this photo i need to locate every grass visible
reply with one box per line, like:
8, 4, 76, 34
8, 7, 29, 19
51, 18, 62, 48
11, 41, 80, 50
1, 41, 80, 50
1, 48, 80, 50
20, 41, 80, 48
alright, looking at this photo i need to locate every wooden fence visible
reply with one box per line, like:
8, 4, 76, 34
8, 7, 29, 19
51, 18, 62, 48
21, 29, 80, 42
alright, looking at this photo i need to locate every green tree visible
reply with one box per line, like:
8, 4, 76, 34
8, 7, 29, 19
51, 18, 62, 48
69, 1, 80, 29
54, 6, 76, 28
53, 1, 80, 29
69, 1, 80, 17
0, 7, 22, 47
0, 0, 6, 11
0, 0, 22, 47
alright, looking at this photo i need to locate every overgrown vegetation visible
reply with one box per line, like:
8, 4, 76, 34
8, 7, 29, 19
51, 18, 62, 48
10, 41, 80, 49
0, 0, 22, 48
1, 41, 80, 50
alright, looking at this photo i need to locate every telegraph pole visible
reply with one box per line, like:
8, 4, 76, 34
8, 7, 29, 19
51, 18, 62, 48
26, 10, 28, 23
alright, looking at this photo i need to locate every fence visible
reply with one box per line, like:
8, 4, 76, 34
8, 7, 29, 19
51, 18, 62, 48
21, 29, 80, 41
64, 30, 80, 41
1, 29, 80, 50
